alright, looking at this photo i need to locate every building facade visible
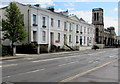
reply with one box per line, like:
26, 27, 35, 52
0, 2, 95, 53
92, 8, 104, 44
92, 8, 120, 48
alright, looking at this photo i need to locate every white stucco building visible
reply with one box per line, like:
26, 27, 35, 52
0, 2, 95, 53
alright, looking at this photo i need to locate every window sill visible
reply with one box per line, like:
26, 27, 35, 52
33, 24, 38, 26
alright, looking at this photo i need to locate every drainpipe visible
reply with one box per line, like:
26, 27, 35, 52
28, 9, 29, 43
47, 16, 50, 53
37, 7, 40, 54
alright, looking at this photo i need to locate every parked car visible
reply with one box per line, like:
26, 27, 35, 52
92, 45, 99, 50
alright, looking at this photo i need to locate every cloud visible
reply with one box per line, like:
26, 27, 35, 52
0, 3, 8, 8
70, 10, 118, 35
104, 16, 118, 35
39, 1, 55, 8
55, 8, 64, 12
74, 0, 119, 2
67, 8, 74, 11
64, 2, 74, 7
70, 10, 92, 23
0, 0, 55, 8
1, 0, 52, 3
114, 8, 118, 12
52, 0, 119, 2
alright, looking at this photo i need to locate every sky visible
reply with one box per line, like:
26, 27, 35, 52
0, 0, 119, 35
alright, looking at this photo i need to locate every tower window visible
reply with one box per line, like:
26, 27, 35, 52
97, 13, 99, 21
94, 13, 96, 21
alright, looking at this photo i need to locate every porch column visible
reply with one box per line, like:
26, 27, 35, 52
37, 44, 40, 54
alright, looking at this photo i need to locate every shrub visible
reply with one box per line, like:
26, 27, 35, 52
16, 43, 37, 54
2, 46, 12, 56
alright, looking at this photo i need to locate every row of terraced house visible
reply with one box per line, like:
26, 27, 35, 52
0, 2, 119, 54
0, 2, 95, 54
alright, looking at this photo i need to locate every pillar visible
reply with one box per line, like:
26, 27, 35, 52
13, 46, 16, 56
37, 44, 40, 54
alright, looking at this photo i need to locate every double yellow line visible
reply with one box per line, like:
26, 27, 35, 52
60, 59, 118, 82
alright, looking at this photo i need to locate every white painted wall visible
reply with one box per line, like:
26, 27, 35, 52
1, 2, 95, 50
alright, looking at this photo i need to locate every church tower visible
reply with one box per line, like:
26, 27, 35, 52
92, 8, 104, 44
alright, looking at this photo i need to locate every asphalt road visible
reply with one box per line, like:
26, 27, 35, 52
1, 48, 119, 83
69, 59, 118, 82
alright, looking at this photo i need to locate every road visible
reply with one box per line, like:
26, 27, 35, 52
1, 48, 119, 83
69, 60, 118, 82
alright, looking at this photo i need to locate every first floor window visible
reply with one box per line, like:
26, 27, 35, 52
69, 23, 72, 31
76, 25, 78, 31
64, 22, 67, 30
84, 27, 86, 33
51, 18, 53, 27
43, 17, 46, 26
42, 31, 46, 42
58, 20, 60, 27
33, 14, 36, 24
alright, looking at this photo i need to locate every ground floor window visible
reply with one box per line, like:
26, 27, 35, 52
84, 36, 86, 44
69, 35, 72, 43
33, 31, 37, 42
58, 33, 60, 42
80, 36, 82, 45
42, 31, 46, 42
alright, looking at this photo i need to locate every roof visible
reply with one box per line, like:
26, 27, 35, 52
92, 8, 103, 11
0, 1, 94, 27
80, 18, 85, 22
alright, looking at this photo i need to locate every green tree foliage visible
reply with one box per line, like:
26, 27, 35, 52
2, 2, 27, 55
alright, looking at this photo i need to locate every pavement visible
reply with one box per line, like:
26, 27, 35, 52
0, 48, 114, 61
0, 49, 95, 60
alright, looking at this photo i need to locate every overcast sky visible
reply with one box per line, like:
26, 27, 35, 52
0, 0, 119, 35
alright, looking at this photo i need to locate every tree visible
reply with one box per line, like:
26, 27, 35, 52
2, 2, 27, 56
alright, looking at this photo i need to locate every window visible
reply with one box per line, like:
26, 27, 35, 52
88, 28, 89, 34
69, 35, 72, 42
42, 31, 46, 42
33, 14, 36, 24
94, 13, 96, 21
80, 26, 82, 34
58, 20, 60, 27
76, 36, 78, 43
64, 22, 67, 30
58, 33, 60, 42
84, 27, 86, 33
42, 17, 46, 26
69, 23, 72, 31
84, 36, 86, 44
87, 37, 89, 45
21, 14, 24, 21
97, 13, 99, 21
89, 37, 92, 43
80, 36, 82, 45
76, 25, 79, 33
33, 31, 37, 42
51, 18, 53, 27
21, 14, 24, 26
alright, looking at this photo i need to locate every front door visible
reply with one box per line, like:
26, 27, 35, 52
64, 34, 67, 44
50, 32, 54, 45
